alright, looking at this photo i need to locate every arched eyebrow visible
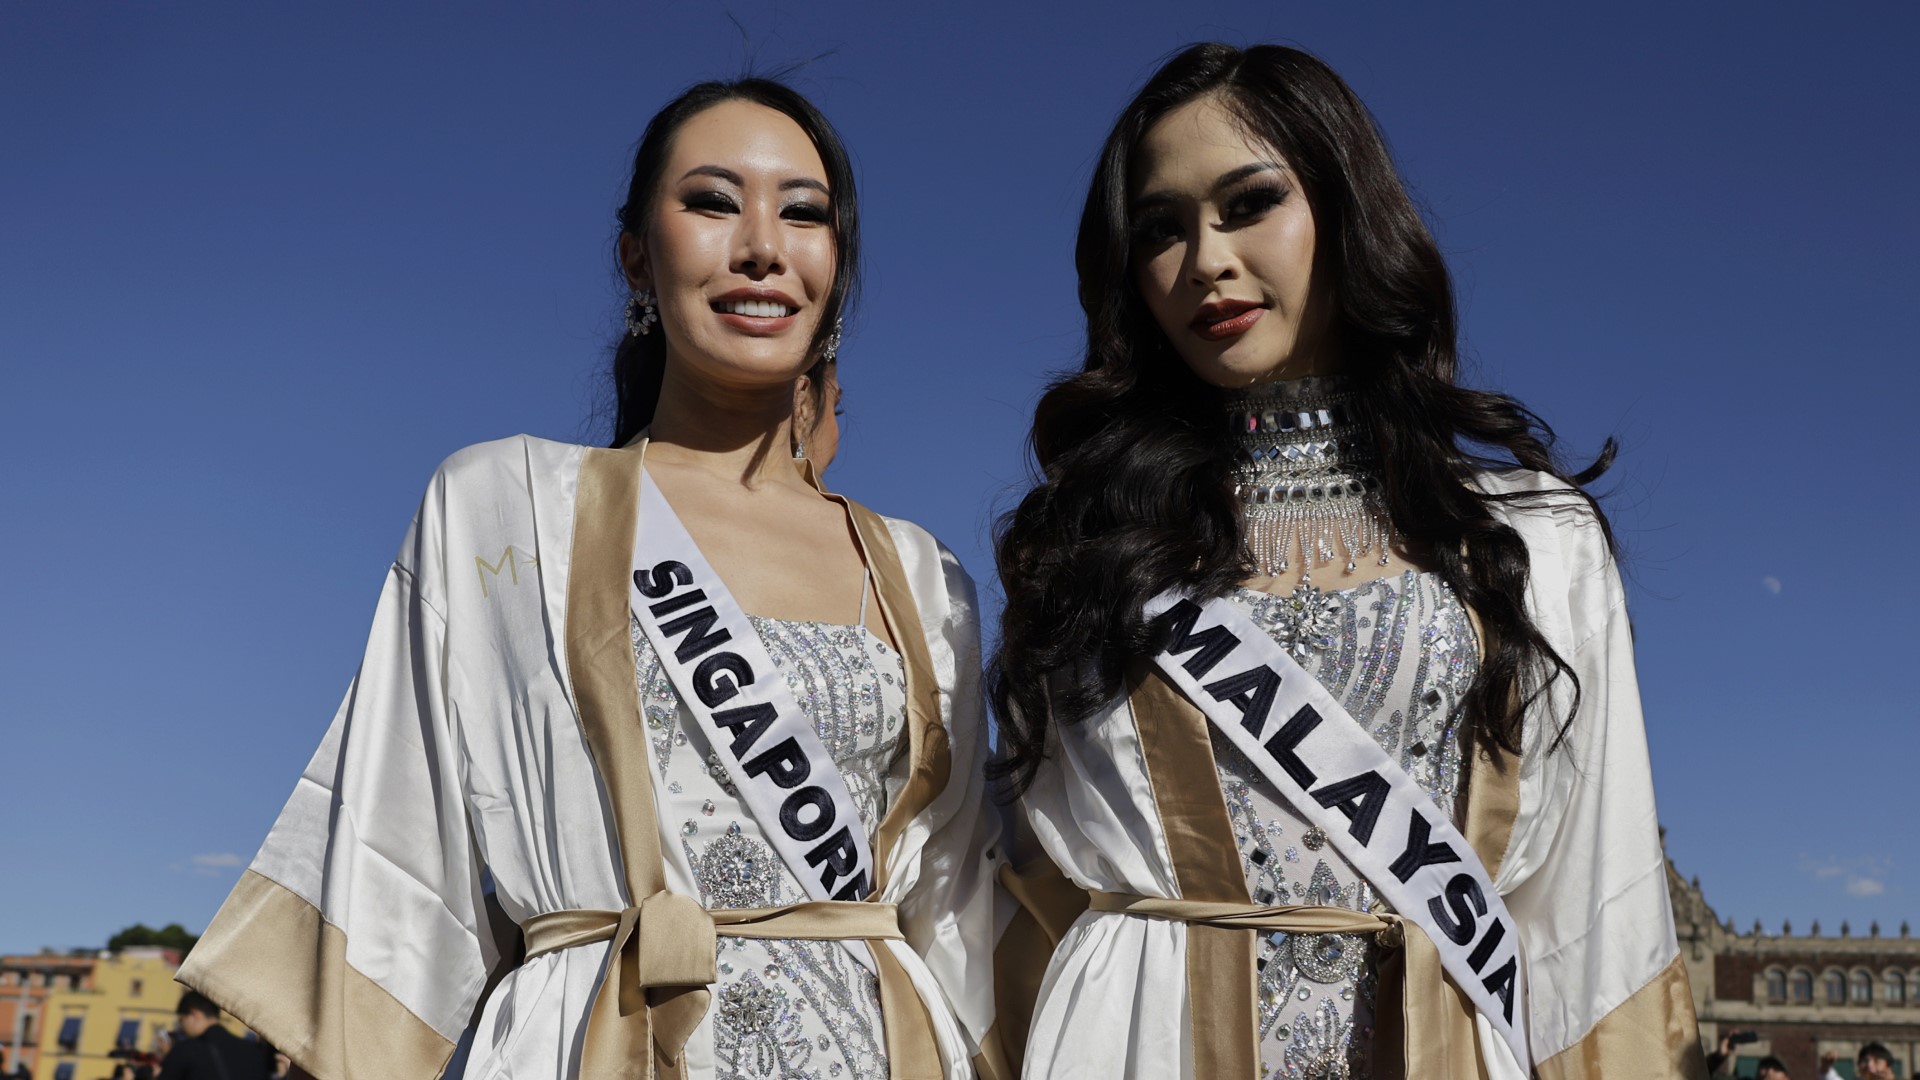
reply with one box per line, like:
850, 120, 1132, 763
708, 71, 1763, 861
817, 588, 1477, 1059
1130, 161, 1286, 214
679, 165, 829, 197
680, 165, 743, 185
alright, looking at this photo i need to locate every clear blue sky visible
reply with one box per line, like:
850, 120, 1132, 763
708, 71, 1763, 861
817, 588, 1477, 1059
3, 2, 1916, 954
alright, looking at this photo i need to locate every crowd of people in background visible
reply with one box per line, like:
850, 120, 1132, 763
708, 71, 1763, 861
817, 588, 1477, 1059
1707, 1033, 1903, 1079
15, 993, 1903, 1080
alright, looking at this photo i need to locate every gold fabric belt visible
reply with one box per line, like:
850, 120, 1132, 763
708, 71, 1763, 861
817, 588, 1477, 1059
1089, 891, 1394, 934
523, 892, 940, 1080
1088, 891, 1485, 1080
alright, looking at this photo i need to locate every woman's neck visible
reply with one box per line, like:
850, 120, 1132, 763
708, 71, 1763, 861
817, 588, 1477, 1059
644, 364, 802, 490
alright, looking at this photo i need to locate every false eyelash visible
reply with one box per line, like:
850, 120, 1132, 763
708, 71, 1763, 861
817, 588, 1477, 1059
1226, 183, 1290, 218
684, 191, 738, 213
1130, 213, 1179, 245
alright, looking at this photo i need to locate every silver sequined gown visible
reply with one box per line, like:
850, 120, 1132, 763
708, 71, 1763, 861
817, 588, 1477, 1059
631, 614, 910, 1080
1219, 571, 1479, 1080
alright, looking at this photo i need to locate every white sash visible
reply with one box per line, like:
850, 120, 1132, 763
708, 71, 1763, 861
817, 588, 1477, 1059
632, 471, 878, 972
1144, 591, 1530, 1067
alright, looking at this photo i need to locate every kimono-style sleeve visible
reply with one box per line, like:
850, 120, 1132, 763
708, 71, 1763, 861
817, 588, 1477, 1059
1494, 526, 1706, 1079
179, 500, 499, 1080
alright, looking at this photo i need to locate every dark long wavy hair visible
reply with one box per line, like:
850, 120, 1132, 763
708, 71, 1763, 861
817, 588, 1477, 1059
991, 43, 1615, 792
607, 77, 860, 447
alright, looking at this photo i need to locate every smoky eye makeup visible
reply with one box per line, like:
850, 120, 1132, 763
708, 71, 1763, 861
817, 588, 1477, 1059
1222, 181, 1291, 222
682, 188, 739, 213
781, 198, 831, 224
1129, 207, 1180, 246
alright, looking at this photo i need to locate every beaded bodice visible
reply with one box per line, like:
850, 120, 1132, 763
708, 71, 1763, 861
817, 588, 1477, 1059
632, 613, 909, 1080
1216, 571, 1478, 1080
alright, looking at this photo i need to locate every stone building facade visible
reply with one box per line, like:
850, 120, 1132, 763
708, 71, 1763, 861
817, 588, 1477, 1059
1672, 861, 1920, 1078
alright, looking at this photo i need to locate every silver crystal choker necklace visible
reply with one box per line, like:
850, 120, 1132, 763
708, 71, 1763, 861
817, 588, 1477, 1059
1229, 375, 1394, 584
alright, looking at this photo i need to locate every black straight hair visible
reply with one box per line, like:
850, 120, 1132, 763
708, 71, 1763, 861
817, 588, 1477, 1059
607, 77, 860, 447
990, 43, 1615, 792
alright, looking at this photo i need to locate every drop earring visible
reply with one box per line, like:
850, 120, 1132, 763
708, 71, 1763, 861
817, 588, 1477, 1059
624, 289, 658, 336
819, 318, 842, 361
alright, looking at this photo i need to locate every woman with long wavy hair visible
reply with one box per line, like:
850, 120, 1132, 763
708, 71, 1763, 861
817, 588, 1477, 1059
178, 78, 1001, 1080
992, 44, 1704, 1079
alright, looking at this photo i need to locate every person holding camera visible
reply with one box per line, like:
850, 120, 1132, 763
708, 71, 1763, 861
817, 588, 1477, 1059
1709, 1031, 1764, 1076
1710, 1033, 1802, 1079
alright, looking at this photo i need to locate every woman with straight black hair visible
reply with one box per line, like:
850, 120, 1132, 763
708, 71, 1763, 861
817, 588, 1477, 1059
180, 77, 1002, 1080
993, 44, 1704, 1079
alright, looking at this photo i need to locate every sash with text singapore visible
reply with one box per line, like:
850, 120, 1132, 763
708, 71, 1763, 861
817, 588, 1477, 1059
631, 471, 879, 973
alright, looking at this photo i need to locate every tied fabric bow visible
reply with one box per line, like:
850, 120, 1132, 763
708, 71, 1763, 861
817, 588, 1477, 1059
522, 892, 907, 1079
523, 891, 717, 1078
599, 892, 716, 1070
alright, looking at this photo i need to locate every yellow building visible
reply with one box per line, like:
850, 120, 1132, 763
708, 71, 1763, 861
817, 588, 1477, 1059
34, 948, 187, 1080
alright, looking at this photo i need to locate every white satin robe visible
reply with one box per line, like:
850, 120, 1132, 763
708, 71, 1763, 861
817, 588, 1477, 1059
178, 435, 1000, 1080
1017, 469, 1697, 1079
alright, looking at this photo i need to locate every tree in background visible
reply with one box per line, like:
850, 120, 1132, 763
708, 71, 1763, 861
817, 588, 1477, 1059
107, 923, 198, 955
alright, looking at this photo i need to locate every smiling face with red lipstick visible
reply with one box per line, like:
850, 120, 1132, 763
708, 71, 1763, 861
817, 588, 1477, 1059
619, 98, 838, 395
1129, 94, 1333, 388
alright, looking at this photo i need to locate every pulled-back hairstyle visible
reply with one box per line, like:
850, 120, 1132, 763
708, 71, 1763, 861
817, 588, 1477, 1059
607, 77, 860, 446
990, 43, 1614, 791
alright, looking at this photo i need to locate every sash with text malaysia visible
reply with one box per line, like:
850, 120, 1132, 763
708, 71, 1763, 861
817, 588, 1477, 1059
1144, 591, 1530, 1067
630, 471, 879, 973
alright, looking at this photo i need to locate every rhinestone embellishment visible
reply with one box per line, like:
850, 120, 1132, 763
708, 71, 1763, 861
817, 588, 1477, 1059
714, 976, 816, 1077
695, 829, 779, 909
1270, 584, 1342, 658
1291, 932, 1367, 984
1302, 825, 1328, 851
720, 980, 781, 1034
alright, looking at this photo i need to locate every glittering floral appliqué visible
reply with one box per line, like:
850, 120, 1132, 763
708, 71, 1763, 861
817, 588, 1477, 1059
714, 974, 816, 1078
692, 825, 780, 910
1268, 583, 1344, 658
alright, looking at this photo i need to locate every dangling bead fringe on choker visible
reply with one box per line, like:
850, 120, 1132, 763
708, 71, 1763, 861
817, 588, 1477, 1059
1229, 376, 1394, 584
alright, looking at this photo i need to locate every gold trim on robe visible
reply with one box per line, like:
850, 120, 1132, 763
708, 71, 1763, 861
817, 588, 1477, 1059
1127, 667, 1262, 1078
840, 497, 954, 899
1463, 737, 1521, 884
986, 849, 1092, 1074
1535, 953, 1708, 1080
1458, 598, 1522, 885
179, 870, 457, 1080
